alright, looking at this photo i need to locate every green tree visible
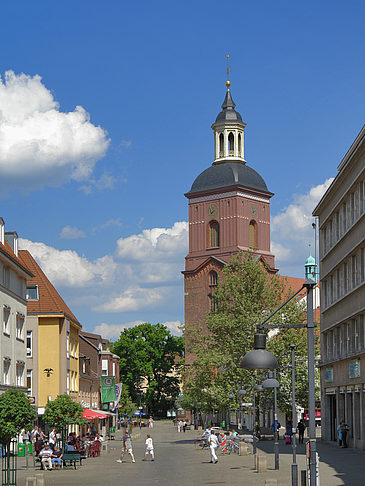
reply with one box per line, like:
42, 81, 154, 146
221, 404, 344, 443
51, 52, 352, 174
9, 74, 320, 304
118, 386, 137, 417
44, 394, 85, 444
0, 389, 36, 447
112, 323, 184, 416
186, 251, 307, 413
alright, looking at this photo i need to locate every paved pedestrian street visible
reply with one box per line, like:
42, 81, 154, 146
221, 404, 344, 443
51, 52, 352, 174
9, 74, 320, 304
17, 422, 365, 486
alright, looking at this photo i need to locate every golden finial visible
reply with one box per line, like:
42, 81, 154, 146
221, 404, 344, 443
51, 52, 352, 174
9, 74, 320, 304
226, 54, 231, 88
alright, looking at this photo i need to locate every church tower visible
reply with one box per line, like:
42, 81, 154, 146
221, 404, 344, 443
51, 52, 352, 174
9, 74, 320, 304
183, 78, 276, 361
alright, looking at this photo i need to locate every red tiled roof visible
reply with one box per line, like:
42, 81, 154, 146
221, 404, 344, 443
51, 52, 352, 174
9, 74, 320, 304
0, 240, 33, 276
18, 249, 80, 325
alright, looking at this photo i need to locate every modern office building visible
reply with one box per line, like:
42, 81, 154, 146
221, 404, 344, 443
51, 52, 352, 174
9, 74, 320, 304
313, 125, 365, 449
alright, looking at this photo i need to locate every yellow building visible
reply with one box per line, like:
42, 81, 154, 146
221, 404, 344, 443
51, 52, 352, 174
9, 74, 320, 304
19, 250, 81, 413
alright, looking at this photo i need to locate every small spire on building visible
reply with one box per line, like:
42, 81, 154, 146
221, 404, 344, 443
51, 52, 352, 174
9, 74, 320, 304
226, 54, 231, 89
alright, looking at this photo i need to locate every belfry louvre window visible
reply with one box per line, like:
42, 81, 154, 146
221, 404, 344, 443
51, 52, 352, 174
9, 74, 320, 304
228, 132, 234, 153
208, 221, 219, 248
219, 133, 224, 156
249, 220, 257, 248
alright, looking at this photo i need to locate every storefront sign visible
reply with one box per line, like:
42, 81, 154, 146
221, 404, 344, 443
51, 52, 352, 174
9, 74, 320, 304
349, 360, 360, 379
324, 367, 333, 382
101, 375, 117, 403
29, 396, 36, 405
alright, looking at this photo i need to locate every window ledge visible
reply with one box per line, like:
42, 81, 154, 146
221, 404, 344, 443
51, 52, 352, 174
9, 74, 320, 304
16, 337, 24, 343
3, 332, 10, 337
206, 246, 220, 250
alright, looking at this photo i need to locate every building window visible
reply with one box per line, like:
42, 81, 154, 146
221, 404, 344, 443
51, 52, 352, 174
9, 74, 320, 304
209, 271, 218, 286
27, 370, 32, 396
16, 363, 24, 387
352, 255, 357, 288
66, 371, 70, 394
102, 359, 108, 376
82, 360, 86, 374
16, 315, 24, 340
3, 359, 10, 385
26, 285, 39, 300
112, 362, 116, 377
27, 331, 32, 357
238, 133, 242, 154
3, 306, 10, 335
219, 133, 224, 156
3, 267, 10, 288
361, 248, 365, 282
66, 333, 70, 359
208, 221, 219, 248
228, 132, 234, 153
74, 372, 78, 392
209, 295, 217, 313
249, 220, 257, 248
344, 262, 348, 294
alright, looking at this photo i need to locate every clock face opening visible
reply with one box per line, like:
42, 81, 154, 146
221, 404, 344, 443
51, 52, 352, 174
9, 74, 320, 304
207, 204, 218, 218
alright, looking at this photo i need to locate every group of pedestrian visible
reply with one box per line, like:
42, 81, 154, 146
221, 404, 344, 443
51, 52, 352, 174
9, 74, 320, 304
117, 430, 155, 463
176, 419, 187, 432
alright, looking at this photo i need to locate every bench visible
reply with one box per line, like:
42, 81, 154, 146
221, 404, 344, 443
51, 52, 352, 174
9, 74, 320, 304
62, 452, 82, 469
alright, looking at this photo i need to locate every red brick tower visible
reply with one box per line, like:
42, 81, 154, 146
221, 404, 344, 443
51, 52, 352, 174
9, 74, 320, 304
183, 82, 276, 362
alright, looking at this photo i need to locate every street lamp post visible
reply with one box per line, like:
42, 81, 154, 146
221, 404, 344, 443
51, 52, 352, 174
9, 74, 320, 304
290, 344, 298, 486
262, 371, 279, 470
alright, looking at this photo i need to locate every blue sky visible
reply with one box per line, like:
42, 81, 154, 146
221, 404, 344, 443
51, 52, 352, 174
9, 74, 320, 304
1, 1, 364, 339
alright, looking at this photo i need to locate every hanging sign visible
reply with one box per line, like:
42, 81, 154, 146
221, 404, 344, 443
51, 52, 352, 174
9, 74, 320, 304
101, 376, 117, 403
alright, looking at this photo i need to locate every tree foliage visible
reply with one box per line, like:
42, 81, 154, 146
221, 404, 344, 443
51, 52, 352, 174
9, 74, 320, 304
111, 323, 184, 415
118, 386, 137, 417
0, 390, 37, 445
185, 251, 312, 413
44, 394, 84, 429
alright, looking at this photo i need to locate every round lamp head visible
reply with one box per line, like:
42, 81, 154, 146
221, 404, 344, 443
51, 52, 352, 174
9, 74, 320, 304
238, 389, 246, 396
228, 393, 235, 399
254, 384, 264, 392
262, 378, 280, 389
240, 349, 278, 369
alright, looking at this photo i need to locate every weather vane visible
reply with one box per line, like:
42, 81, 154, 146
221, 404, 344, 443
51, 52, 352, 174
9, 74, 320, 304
226, 54, 231, 88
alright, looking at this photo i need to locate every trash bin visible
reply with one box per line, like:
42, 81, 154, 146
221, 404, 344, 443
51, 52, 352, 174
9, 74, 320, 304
25, 442, 32, 454
110, 426, 115, 434
18, 443, 26, 456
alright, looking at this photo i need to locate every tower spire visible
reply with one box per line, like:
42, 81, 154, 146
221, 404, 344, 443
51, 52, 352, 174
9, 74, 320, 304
226, 54, 231, 89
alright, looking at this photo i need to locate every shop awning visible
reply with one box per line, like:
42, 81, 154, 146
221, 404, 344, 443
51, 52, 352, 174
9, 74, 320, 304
82, 408, 108, 420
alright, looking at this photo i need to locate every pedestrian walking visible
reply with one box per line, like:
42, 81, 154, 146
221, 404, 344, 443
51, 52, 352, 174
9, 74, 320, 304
143, 434, 154, 461
177, 420, 183, 433
208, 430, 218, 464
183, 420, 187, 433
337, 422, 342, 446
148, 416, 154, 428
297, 420, 306, 444
117, 429, 135, 463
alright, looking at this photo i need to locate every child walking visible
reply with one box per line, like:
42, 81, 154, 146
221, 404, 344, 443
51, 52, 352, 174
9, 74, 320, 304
143, 434, 155, 461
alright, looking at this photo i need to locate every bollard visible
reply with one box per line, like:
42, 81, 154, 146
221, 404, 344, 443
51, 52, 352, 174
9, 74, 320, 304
239, 442, 249, 456
265, 480, 277, 486
35, 473, 45, 486
25, 478, 37, 486
256, 455, 267, 473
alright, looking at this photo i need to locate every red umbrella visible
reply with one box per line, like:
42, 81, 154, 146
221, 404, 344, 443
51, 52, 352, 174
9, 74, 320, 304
82, 408, 108, 420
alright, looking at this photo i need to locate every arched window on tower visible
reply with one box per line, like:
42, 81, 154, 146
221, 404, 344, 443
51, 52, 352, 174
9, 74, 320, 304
208, 221, 219, 248
209, 270, 218, 287
238, 133, 242, 155
249, 220, 258, 248
209, 294, 218, 313
228, 132, 234, 155
219, 133, 224, 157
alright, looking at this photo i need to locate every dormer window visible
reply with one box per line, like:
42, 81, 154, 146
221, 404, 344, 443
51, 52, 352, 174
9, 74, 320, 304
26, 285, 39, 300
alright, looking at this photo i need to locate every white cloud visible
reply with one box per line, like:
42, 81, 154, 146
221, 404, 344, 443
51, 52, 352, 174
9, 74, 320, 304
271, 178, 334, 274
60, 225, 86, 239
119, 140, 132, 148
116, 221, 188, 262
101, 218, 123, 229
19, 238, 117, 287
0, 70, 110, 194
93, 319, 183, 340
79, 172, 120, 195
93, 286, 164, 312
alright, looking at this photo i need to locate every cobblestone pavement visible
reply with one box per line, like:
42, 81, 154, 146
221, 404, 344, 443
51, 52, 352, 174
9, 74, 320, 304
16, 422, 364, 485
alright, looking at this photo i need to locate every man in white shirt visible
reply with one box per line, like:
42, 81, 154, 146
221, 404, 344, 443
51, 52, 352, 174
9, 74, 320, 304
39, 444, 53, 470
209, 431, 219, 464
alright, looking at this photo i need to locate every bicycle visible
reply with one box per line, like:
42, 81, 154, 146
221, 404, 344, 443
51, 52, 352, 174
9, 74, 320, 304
194, 437, 209, 450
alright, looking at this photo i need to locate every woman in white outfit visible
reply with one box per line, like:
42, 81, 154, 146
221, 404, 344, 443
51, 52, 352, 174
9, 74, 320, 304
209, 430, 218, 463
143, 434, 154, 461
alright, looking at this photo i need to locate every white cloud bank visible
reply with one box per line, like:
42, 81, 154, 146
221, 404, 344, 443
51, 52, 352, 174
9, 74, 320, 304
271, 178, 334, 274
18, 221, 188, 315
0, 70, 110, 194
